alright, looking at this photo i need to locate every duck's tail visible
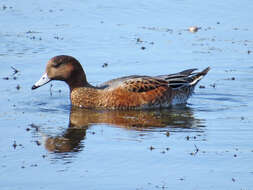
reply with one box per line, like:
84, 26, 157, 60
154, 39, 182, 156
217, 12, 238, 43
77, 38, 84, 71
189, 67, 211, 86
164, 67, 210, 89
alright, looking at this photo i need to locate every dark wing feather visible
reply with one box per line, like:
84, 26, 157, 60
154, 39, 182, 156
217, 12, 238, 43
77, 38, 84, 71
157, 67, 210, 89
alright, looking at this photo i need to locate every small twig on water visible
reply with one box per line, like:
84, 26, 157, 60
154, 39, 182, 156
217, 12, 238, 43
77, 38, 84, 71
29, 123, 40, 132
11, 66, 19, 75
194, 144, 199, 154
190, 144, 199, 156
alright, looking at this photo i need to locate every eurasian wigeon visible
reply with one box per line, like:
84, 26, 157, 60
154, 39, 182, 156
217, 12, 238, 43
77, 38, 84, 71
32, 55, 210, 109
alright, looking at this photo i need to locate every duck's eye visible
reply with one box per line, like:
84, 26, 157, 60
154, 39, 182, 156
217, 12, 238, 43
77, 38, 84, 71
52, 62, 62, 68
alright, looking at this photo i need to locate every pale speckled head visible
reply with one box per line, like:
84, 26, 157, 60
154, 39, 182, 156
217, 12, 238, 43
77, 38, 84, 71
32, 55, 87, 90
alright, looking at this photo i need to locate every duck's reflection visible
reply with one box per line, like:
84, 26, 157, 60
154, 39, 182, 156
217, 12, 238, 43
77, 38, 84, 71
43, 106, 204, 153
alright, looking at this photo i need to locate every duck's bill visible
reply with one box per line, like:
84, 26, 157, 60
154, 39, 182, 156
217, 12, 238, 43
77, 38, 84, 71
32, 73, 51, 90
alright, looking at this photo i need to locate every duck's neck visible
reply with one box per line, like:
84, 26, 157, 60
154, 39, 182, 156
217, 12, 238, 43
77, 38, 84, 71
66, 70, 94, 91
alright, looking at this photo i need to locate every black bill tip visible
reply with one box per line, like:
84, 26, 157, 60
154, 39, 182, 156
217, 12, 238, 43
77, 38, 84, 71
31, 85, 38, 90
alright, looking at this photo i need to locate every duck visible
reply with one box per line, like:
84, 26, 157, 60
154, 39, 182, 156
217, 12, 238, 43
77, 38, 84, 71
32, 55, 210, 110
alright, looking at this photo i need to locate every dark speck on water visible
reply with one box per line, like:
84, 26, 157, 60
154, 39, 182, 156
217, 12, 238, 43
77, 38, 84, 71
54, 36, 64, 40
149, 146, 155, 151
35, 140, 41, 146
12, 141, 17, 149
2, 5, 7, 10
136, 38, 143, 43
102, 62, 108, 68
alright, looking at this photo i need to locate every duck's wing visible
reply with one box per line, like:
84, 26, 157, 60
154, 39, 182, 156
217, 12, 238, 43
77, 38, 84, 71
98, 75, 169, 92
98, 67, 210, 91
97, 75, 149, 90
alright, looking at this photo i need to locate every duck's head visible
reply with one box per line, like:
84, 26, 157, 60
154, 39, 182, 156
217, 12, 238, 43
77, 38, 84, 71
32, 55, 88, 90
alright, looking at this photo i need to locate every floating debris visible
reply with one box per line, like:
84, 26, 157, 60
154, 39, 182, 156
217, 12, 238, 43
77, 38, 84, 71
166, 28, 173, 33
136, 38, 143, 43
149, 146, 155, 151
210, 83, 216, 88
50, 83, 53, 96
190, 144, 199, 156
29, 123, 39, 131
189, 26, 200, 33
102, 63, 108, 68
11, 66, 19, 75
54, 36, 64, 40
35, 140, 41, 146
199, 85, 206, 89
13, 141, 17, 149
26, 30, 39, 34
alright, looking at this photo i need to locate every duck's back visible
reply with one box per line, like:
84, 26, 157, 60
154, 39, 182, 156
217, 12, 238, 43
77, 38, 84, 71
71, 67, 210, 109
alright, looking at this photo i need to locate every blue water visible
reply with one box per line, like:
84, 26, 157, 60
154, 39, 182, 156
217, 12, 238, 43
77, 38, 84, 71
1, 0, 253, 189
